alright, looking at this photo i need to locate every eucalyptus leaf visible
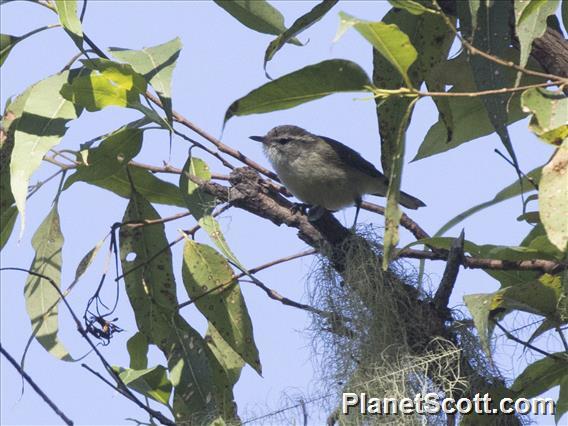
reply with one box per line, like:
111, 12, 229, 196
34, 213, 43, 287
264, 1, 337, 71
110, 38, 182, 127
54, 0, 83, 50
214, 0, 300, 44
224, 59, 370, 124
10, 71, 80, 236
1, 33, 20, 67
539, 142, 568, 252
182, 239, 261, 375
522, 88, 568, 145
24, 204, 72, 360
116, 365, 172, 406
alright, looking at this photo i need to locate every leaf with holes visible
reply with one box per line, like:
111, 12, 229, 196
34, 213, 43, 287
182, 238, 261, 375
120, 191, 231, 422
179, 155, 216, 220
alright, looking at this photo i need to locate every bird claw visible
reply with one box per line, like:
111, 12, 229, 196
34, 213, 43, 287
290, 203, 311, 215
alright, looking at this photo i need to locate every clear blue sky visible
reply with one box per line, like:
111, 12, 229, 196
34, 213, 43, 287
1, 1, 561, 425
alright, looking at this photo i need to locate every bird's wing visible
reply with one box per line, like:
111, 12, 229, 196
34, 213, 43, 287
319, 135, 389, 183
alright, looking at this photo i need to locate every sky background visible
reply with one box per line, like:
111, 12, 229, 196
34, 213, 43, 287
0, 1, 563, 425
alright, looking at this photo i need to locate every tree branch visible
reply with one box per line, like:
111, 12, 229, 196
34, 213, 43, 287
0, 343, 74, 425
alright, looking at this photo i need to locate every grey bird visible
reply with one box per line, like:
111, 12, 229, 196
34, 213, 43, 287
250, 125, 425, 223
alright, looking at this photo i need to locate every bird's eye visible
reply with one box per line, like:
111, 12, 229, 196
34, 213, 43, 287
276, 137, 290, 144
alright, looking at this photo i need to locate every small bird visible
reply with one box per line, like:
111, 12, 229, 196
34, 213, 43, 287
250, 125, 425, 224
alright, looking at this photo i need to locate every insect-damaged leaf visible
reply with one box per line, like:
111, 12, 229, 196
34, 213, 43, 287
119, 191, 236, 422
24, 204, 72, 360
182, 238, 261, 375
179, 155, 216, 221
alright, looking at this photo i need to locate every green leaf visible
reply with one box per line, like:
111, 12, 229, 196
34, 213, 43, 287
179, 155, 216, 220
435, 166, 541, 236
1, 33, 20, 67
515, 0, 560, 83
214, 0, 300, 44
539, 142, 568, 252
415, 49, 550, 161
387, 0, 437, 15
470, 1, 520, 173
24, 204, 72, 360
64, 127, 143, 189
224, 59, 370, 124
0, 205, 17, 250
61, 60, 147, 112
182, 239, 261, 375
522, 88, 568, 145
10, 71, 80, 236
109, 37, 182, 127
337, 12, 417, 87
264, 0, 337, 70
72, 166, 186, 208
65, 238, 105, 292
382, 99, 417, 269
464, 293, 498, 356
371, 8, 453, 175
127, 332, 149, 370
205, 324, 244, 387
120, 191, 233, 422
116, 365, 172, 406
198, 216, 245, 270
54, 0, 83, 50
511, 353, 568, 401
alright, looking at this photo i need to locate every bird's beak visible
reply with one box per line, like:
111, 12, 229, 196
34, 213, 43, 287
249, 135, 265, 144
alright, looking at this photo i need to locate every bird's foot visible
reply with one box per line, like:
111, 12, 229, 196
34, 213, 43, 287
290, 202, 311, 215
307, 206, 327, 222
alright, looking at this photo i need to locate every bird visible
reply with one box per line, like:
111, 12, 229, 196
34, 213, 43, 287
249, 125, 425, 225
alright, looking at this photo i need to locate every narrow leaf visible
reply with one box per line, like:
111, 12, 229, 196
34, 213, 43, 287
1, 33, 20, 67
182, 239, 261, 375
120, 191, 232, 422
24, 204, 72, 360
388, 0, 437, 15
10, 71, 80, 236
64, 127, 143, 188
214, 0, 300, 44
54, 0, 83, 50
515, 0, 560, 83
539, 142, 568, 251
382, 98, 417, 269
127, 332, 149, 370
224, 59, 370, 124
264, 0, 337, 70
66, 238, 105, 292
72, 166, 186, 208
371, 8, 453, 175
0, 205, 17, 250
179, 155, 216, 220
116, 365, 172, 405
337, 12, 417, 87
464, 293, 497, 356
511, 353, 568, 399
109, 38, 182, 127
205, 323, 244, 387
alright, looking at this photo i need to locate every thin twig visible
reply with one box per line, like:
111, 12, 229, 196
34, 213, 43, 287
432, 0, 568, 83
361, 201, 431, 240
0, 268, 175, 426
0, 343, 74, 425
493, 321, 567, 361
238, 249, 315, 277
395, 248, 564, 274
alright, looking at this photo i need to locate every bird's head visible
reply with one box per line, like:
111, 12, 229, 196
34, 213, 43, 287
250, 125, 317, 158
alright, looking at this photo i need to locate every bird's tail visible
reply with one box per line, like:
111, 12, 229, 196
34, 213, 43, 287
399, 190, 426, 210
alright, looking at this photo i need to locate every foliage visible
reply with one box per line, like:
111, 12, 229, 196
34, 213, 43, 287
1, 1, 567, 425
